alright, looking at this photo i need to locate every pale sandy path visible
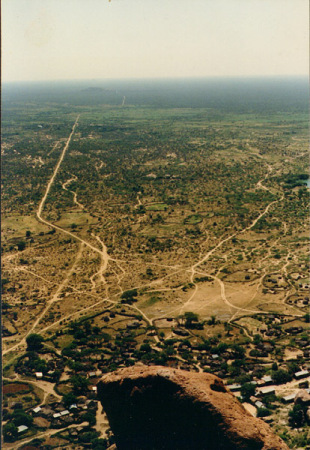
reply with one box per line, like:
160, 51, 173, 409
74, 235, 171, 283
62, 175, 85, 209
35, 115, 114, 260
94, 402, 109, 438
37, 116, 80, 220
3, 244, 84, 355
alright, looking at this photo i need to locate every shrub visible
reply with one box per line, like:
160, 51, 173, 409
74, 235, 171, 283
257, 407, 271, 418
120, 289, 138, 304
17, 241, 26, 251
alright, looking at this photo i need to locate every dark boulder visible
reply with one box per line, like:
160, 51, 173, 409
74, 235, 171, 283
97, 365, 288, 450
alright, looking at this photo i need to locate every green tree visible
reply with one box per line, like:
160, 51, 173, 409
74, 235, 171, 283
214, 343, 228, 355
304, 313, 310, 322
257, 407, 271, 418
70, 375, 89, 395
289, 404, 306, 428
12, 410, 33, 427
17, 241, 26, 251
63, 392, 77, 408
271, 369, 292, 384
120, 289, 138, 304
92, 438, 109, 450
253, 334, 262, 345
82, 411, 96, 426
3, 423, 18, 442
183, 311, 199, 328
26, 333, 44, 351
224, 322, 233, 336
140, 343, 152, 353
208, 315, 217, 325
240, 383, 256, 401
231, 344, 246, 359
146, 268, 153, 277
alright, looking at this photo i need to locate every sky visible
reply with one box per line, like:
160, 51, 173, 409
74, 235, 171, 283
2, 0, 309, 82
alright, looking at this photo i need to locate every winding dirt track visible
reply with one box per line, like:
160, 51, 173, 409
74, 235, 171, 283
36, 115, 114, 260
62, 176, 85, 209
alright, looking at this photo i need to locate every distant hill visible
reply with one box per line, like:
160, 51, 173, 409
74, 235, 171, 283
81, 87, 107, 93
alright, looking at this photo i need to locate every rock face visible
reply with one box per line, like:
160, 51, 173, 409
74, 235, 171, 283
97, 365, 288, 450
294, 389, 310, 406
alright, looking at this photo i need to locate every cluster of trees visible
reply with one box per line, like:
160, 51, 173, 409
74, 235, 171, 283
281, 173, 308, 190
120, 289, 138, 304
26, 333, 44, 351
179, 312, 204, 330
289, 402, 309, 428
3, 408, 33, 442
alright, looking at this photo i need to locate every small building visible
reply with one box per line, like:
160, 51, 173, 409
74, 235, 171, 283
294, 370, 309, 379
262, 375, 272, 385
282, 394, 296, 403
226, 384, 242, 392
259, 386, 275, 396
53, 412, 61, 419
17, 425, 28, 434
33, 406, 42, 414
60, 410, 70, 416
255, 401, 264, 409
35, 372, 43, 379
88, 372, 96, 378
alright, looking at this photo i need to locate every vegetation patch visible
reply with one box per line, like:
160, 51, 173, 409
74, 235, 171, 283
184, 214, 202, 225
146, 203, 169, 211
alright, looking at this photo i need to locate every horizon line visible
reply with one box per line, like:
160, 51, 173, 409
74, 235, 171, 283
2, 74, 308, 85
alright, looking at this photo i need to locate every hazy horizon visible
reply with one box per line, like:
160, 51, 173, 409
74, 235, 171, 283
2, 74, 309, 85
2, 76, 308, 114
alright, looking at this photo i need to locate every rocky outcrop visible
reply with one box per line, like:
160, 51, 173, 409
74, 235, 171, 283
97, 365, 288, 450
294, 389, 310, 406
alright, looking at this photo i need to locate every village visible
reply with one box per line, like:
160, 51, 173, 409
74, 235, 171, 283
3, 306, 310, 448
